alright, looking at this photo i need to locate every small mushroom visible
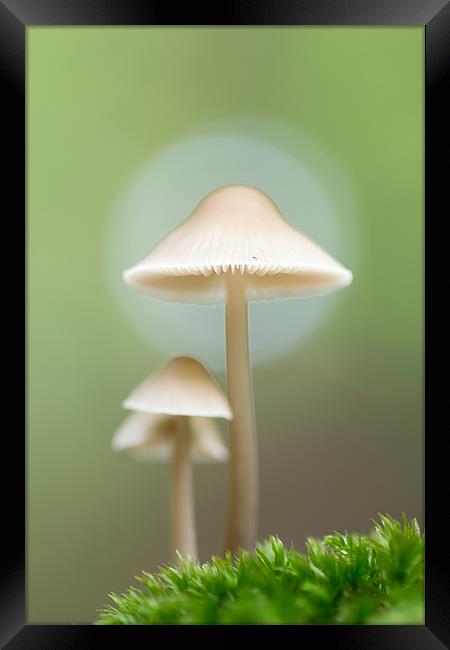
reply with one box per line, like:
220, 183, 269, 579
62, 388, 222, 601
123, 185, 353, 554
123, 355, 233, 420
113, 356, 232, 562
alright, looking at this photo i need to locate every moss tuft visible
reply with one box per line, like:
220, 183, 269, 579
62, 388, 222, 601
97, 514, 424, 625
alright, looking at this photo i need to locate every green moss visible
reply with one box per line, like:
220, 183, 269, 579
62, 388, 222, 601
97, 514, 424, 625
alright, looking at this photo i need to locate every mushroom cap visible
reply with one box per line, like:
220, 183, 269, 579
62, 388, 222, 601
124, 185, 352, 303
112, 411, 228, 463
189, 416, 229, 462
112, 410, 175, 457
123, 356, 233, 420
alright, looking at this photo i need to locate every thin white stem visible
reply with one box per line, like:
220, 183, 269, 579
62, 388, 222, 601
224, 272, 258, 554
171, 416, 198, 562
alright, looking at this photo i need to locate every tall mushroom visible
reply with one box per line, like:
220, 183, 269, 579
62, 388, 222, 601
123, 185, 353, 554
114, 356, 232, 561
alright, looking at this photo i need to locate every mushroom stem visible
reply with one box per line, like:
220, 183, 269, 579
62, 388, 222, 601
224, 272, 258, 554
171, 416, 198, 562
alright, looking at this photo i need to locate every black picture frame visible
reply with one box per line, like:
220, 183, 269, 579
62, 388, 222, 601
1, 1, 448, 647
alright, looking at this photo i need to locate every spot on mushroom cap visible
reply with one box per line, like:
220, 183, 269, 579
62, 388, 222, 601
123, 356, 233, 420
123, 185, 353, 303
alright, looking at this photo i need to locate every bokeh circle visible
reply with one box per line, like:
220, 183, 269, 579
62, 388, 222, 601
104, 118, 359, 370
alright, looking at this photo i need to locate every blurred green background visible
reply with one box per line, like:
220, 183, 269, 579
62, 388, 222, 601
28, 27, 423, 623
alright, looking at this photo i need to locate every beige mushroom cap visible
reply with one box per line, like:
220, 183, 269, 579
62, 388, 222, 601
189, 416, 229, 462
123, 356, 233, 420
112, 411, 228, 463
112, 410, 175, 453
123, 185, 353, 303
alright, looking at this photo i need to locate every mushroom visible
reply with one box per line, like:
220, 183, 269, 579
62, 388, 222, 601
123, 185, 353, 554
113, 356, 232, 562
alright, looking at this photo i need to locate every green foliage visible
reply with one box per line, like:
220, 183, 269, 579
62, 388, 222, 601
97, 514, 424, 625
